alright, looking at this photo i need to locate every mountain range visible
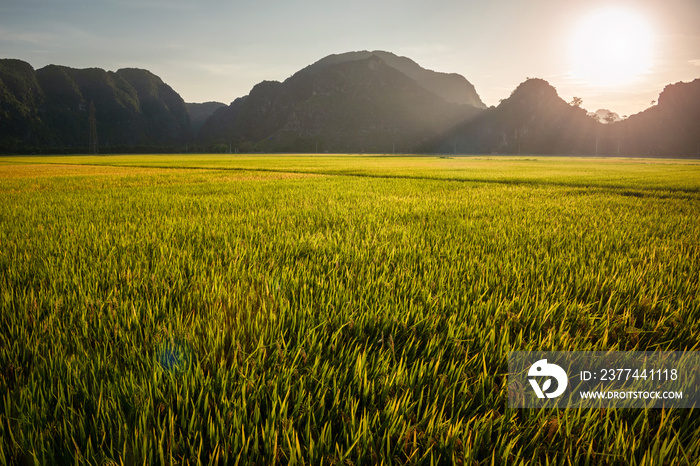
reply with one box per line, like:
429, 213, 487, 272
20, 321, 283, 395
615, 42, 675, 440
1, 51, 698, 157
0, 59, 191, 153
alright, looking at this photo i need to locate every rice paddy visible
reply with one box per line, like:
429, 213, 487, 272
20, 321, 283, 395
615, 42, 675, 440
1, 154, 699, 465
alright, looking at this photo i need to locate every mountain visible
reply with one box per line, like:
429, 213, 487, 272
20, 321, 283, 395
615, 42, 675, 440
2, 55, 698, 156
607, 79, 700, 157
0, 59, 45, 152
114, 68, 191, 144
198, 51, 485, 153
0, 59, 191, 153
433, 78, 600, 155
186, 101, 226, 136
432, 77, 700, 157
297, 51, 486, 108
588, 109, 621, 124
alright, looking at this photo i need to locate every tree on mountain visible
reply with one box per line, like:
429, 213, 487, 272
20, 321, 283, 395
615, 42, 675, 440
570, 97, 583, 108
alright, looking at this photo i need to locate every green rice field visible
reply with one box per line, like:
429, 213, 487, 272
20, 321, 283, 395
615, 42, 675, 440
1, 154, 699, 464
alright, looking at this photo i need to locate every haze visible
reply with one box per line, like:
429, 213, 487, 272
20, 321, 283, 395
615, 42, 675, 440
1, 0, 699, 117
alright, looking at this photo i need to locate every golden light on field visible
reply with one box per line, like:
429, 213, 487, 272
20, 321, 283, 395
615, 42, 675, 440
569, 6, 653, 87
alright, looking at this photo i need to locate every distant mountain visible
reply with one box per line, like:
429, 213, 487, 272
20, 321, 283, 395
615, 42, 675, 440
0, 59, 191, 153
186, 101, 226, 136
588, 109, 621, 124
433, 78, 600, 155
198, 51, 485, 152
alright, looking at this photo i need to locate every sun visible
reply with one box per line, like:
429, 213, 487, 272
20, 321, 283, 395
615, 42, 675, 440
569, 6, 653, 87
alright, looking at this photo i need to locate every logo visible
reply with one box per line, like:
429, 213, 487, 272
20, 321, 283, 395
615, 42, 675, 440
528, 359, 568, 399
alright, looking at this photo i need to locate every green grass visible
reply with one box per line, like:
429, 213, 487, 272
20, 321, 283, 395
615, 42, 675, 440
1, 155, 699, 464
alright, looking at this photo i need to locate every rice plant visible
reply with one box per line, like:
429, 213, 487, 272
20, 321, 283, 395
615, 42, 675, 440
1, 155, 699, 464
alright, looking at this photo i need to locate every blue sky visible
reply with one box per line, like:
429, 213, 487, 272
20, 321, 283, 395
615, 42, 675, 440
1, 0, 699, 116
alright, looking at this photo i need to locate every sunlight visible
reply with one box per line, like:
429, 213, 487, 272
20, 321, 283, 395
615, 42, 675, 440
569, 6, 653, 87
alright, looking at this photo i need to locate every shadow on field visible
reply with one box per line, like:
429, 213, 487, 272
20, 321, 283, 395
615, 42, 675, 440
59, 161, 700, 200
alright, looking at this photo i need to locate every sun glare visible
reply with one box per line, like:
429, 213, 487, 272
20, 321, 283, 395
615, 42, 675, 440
569, 6, 653, 87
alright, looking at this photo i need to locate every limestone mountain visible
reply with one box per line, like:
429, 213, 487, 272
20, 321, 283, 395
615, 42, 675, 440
0, 59, 45, 151
432, 78, 600, 155
198, 52, 485, 152
296, 50, 486, 108
3, 55, 697, 156
0, 59, 191, 152
186, 101, 226, 136
607, 79, 700, 157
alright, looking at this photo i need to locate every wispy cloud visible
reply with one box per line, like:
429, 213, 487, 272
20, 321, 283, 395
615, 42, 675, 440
192, 63, 259, 77
101, 0, 195, 10
689, 59, 700, 67
396, 44, 450, 57
0, 26, 58, 45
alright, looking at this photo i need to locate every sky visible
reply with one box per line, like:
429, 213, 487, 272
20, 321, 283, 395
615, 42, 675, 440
1, 0, 699, 117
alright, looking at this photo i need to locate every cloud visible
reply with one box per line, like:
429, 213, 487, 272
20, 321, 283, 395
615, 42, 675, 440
0, 26, 58, 45
396, 44, 450, 57
102, 0, 195, 10
689, 59, 700, 67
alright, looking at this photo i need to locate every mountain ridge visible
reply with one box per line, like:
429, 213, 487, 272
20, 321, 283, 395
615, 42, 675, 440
431, 77, 700, 157
198, 51, 485, 152
296, 50, 486, 108
1, 53, 698, 156
0, 59, 191, 152
431, 78, 598, 154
